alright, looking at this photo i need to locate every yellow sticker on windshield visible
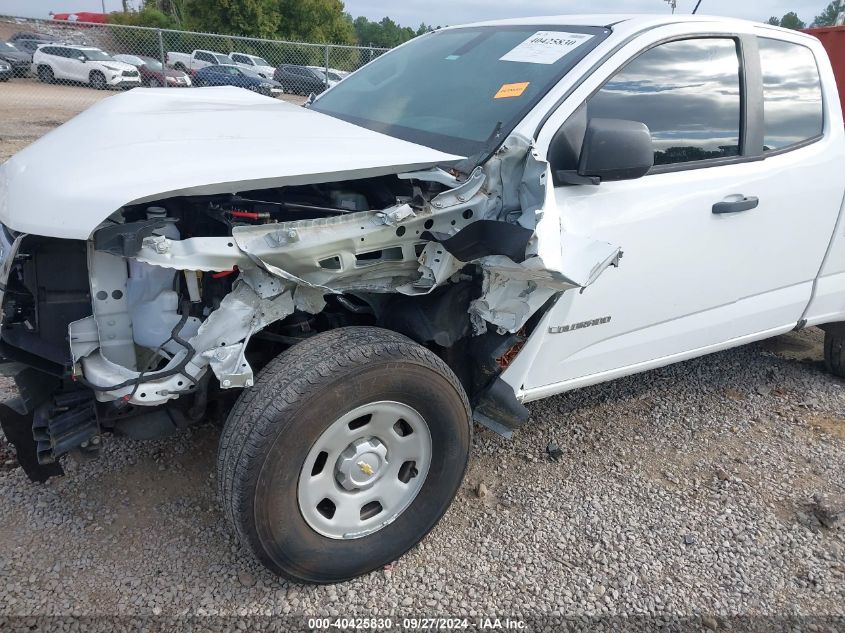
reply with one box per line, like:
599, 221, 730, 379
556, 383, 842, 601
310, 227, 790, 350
494, 82, 530, 99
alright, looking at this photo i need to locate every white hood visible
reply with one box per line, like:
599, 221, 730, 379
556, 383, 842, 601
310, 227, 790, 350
104, 60, 140, 74
0, 87, 460, 239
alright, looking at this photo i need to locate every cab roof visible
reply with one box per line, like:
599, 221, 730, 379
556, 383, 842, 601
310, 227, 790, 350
454, 13, 820, 43
461, 14, 754, 28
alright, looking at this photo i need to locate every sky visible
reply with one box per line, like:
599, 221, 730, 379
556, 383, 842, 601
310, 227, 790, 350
0, 0, 834, 27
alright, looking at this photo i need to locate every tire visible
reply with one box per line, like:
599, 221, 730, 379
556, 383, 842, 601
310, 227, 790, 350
174, 63, 187, 73
89, 71, 107, 90
218, 326, 471, 584
824, 328, 845, 377
148, 77, 161, 88
37, 65, 53, 84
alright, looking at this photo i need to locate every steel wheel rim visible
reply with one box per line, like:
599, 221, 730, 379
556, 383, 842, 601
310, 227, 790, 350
297, 400, 432, 540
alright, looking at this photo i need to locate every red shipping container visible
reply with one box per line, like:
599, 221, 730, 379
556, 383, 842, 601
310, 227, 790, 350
804, 26, 845, 118
51, 12, 108, 25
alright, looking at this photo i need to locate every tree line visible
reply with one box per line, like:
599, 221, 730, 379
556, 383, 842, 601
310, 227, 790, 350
767, 1, 844, 29
108, 0, 439, 46
108, 1, 845, 47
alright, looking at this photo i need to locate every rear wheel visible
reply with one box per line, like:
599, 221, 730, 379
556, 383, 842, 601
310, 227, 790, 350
89, 71, 107, 90
37, 65, 53, 84
148, 77, 161, 88
217, 327, 471, 584
824, 327, 845, 377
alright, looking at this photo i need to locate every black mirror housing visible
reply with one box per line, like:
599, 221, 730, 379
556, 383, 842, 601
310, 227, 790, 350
577, 118, 654, 182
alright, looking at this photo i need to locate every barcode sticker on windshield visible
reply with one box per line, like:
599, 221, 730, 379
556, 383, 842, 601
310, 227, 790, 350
500, 31, 593, 65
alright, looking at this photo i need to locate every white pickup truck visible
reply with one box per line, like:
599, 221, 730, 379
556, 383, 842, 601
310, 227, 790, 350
165, 48, 232, 73
1, 14, 843, 583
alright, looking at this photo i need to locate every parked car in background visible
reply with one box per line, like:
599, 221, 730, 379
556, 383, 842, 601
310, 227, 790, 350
0, 42, 32, 76
8, 31, 52, 44
113, 54, 191, 87
13, 39, 51, 61
33, 45, 141, 90
307, 65, 348, 88
166, 49, 231, 74
273, 64, 327, 94
194, 64, 282, 96
0, 60, 11, 81
230, 52, 275, 79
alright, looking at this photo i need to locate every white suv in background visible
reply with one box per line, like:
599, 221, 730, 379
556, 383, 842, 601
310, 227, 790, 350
230, 52, 276, 79
33, 44, 141, 90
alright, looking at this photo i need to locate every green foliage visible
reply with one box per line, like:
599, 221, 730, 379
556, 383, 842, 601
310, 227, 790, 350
275, 0, 356, 44
106, 8, 179, 57
352, 16, 417, 47
108, 0, 424, 50
107, 7, 178, 29
181, 0, 280, 38
814, 1, 844, 26
767, 11, 806, 30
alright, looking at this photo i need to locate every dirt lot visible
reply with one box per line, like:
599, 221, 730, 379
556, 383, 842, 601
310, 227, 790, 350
0, 79, 307, 160
0, 90, 844, 629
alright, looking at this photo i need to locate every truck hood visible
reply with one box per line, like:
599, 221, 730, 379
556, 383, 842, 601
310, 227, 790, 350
0, 87, 461, 239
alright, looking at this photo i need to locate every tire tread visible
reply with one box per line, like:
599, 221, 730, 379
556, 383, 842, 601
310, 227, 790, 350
216, 326, 470, 579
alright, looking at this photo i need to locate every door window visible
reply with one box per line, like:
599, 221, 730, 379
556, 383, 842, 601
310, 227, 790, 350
758, 38, 824, 151
196, 52, 214, 63
587, 38, 742, 167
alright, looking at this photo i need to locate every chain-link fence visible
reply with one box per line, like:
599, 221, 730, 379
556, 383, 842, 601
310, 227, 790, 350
0, 14, 388, 114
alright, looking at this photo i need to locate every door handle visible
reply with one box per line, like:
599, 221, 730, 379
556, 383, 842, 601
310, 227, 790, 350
712, 196, 759, 214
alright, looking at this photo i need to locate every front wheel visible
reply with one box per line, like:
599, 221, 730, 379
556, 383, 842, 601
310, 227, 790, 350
89, 71, 107, 90
217, 327, 471, 584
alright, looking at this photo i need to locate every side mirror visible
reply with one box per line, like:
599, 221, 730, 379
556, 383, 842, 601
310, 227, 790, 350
78, 56, 86, 62
577, 118, 654, 183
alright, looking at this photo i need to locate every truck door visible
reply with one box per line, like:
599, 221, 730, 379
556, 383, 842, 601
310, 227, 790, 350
519, 31, 842, 396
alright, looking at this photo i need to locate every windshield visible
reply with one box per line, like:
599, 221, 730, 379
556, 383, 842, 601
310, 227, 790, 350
140, 56, 163, 70
81, 49, 114, 62
311, 25, 608, 155
327, 71, 343, 81
214, 53, 232, 64
0, 42, 19, 52
252, 56, 270, 66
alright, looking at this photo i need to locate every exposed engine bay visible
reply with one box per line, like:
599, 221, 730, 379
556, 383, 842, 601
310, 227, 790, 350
0, 134, 620, 473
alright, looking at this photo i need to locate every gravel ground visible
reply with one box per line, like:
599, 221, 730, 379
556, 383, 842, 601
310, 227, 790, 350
1, 98, 844, 630
0, 329, 843, 627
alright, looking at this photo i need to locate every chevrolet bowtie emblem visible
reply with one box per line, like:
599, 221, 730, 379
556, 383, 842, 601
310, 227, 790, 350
357, 461, 375, 476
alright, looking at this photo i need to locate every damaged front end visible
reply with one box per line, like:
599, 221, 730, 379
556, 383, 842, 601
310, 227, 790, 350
0, 131, 619, 477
